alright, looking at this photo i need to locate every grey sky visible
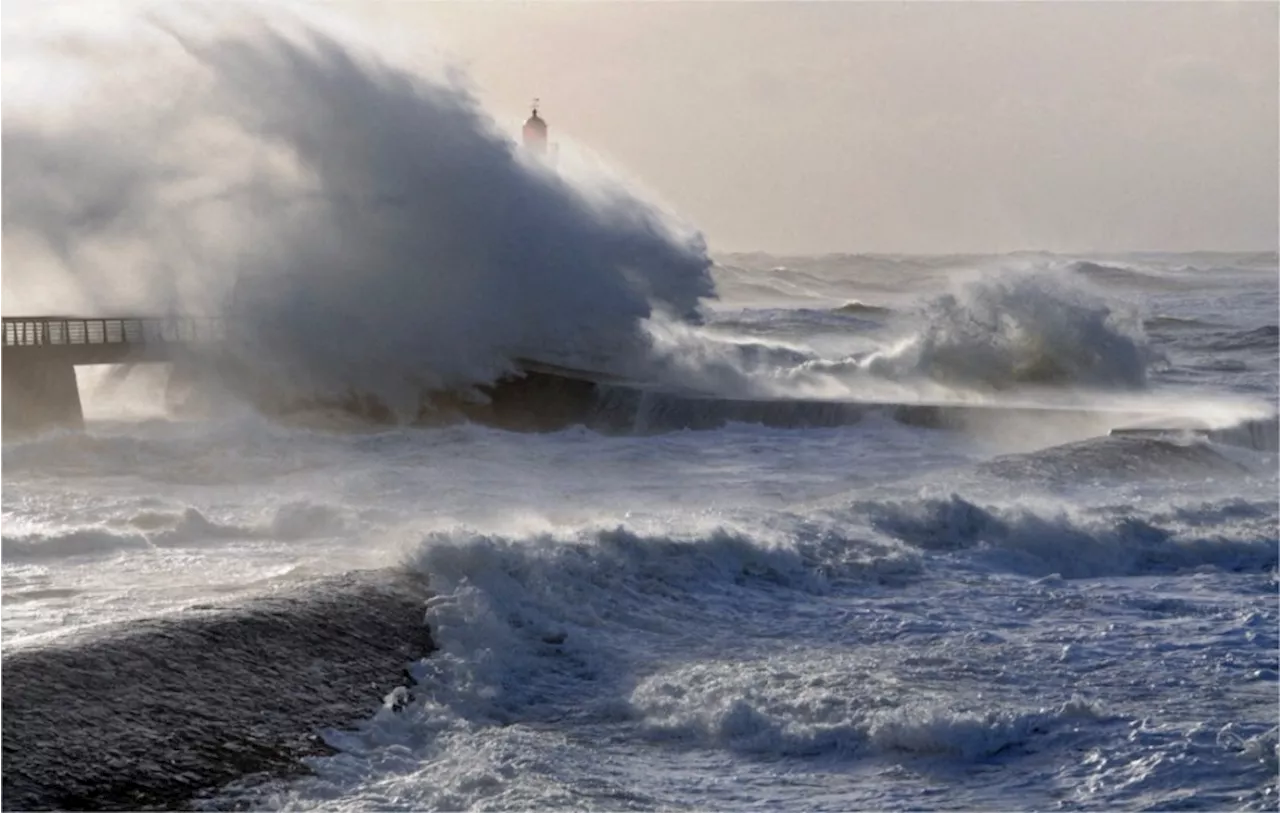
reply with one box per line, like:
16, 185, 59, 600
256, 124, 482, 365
346, 1, 1278, 255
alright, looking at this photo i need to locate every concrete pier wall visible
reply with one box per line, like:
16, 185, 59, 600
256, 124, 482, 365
2, 352, 84, 436
2, 315, 221, 438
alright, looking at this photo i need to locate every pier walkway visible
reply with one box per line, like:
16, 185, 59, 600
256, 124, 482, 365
2, 316, 224, 435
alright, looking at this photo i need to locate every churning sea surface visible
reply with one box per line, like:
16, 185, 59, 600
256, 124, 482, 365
3, 252, 1278, 811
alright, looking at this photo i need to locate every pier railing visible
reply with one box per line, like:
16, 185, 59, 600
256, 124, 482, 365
2, 317, 226, 349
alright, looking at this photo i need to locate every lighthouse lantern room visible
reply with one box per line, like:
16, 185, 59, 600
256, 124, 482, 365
522, 99, 548, 155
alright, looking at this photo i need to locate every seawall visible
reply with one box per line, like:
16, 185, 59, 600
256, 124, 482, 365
1, 569, 433, 811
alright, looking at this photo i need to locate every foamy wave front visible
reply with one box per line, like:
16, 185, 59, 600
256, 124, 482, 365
860, 269, 1156, 391
1, 501, 350, 561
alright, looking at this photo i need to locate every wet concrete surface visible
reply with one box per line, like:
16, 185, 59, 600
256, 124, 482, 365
2, 569, 433, 810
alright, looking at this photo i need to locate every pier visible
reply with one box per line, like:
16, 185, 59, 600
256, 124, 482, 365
5, 317, 1272, 450
2, 316, 224, 436
0, 313, 625, 437
0, 314, 611, 437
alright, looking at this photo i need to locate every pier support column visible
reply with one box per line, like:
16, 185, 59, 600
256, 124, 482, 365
2, 353, 84, 437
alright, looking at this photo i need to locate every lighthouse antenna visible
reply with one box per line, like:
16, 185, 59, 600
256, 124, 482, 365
531, 97, 540, 114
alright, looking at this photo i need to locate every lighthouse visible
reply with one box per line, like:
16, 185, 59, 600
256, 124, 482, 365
522, 99, 548, 155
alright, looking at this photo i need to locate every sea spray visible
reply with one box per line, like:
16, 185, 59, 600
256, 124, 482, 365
860, 267, 1157, 391
629, 265, 1160, 402
3, 6, 715, 416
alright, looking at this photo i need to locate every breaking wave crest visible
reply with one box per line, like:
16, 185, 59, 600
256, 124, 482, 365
385, 524, 919, 723
859, 270, 1156, 392
2, 501, 348, 561
362, 487, 1274, 750
1067, 260, 1190, 291
637, 268, 1160, 401
630, 659, 1105, 760
857, 494, 1278, 578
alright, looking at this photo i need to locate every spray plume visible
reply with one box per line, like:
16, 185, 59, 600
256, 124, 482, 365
2, 5, 715, 414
